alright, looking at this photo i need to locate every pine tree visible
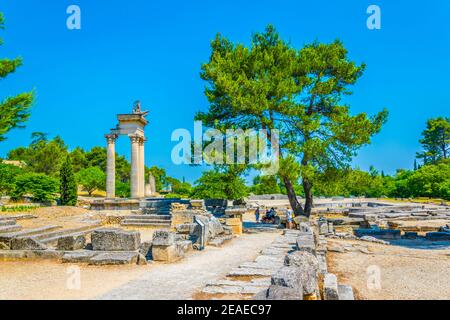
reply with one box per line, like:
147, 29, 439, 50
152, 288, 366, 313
0, 12, 34, 142
60, 155, 78, 206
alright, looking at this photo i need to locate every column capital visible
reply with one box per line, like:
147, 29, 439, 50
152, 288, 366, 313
128, 134, 144, 144
105, 134, 118, 144
138, 137, 147, 145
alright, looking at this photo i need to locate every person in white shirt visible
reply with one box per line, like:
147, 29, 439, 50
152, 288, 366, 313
285, 207, 293, 229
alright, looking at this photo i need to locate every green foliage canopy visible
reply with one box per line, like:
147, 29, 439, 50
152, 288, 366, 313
12, 173, 58, 203
0, 12, 34, 142
75, 166, 105, 196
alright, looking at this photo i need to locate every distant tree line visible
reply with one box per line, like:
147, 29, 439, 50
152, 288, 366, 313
0, 133, 194, 203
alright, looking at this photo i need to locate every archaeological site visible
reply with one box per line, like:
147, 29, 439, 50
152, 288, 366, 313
0, 1, 449, 311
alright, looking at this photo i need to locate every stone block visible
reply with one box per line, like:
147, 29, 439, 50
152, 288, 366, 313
338, 285, 355, 300
355, 228, 401, 240
91, 228, 140, 251
295, 239, 316, 255
225, 217, 241, 226
298, 222, 312, 233
88, 252, 139, 265
152, 230, 175, 246
324, 273, 339, 300
175, 223, 196, 234
266, 285, 303, 300
284, 251, 319, 295
208, 217, 224, 238
327, 222, 334, 234
230, 224, 243, 235
57, 234, 86, 251
152, 244, 183, 262
10, 237, 47, 250
319, 221, 329, 235
62, 251, 97, 263
171, 211, 195, 227
176, 240, 193, 253
271, 266, 303, 290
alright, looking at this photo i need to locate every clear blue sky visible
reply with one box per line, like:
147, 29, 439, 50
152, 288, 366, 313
1, 0, 449, 183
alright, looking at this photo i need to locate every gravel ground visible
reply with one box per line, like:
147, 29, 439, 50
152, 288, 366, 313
328, 239, 450, 300
97, 232, 279, 300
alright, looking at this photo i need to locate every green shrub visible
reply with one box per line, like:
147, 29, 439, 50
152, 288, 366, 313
11, 173, 58, 203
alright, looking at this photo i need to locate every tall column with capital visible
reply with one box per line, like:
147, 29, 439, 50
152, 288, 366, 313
130, 134, 140, 199
139, 138, 146, 198
105, 134, 117, 199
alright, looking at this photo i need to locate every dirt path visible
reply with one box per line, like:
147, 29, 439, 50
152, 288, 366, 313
328, 239, 450, 300
0, 232, 278, 300
98, 232, 280, 300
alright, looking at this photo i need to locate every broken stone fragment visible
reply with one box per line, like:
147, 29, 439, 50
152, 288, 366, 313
57, 234, 86, 251
323, 273, 339, 300
138, 241, 152, 258
284, 251, 319, 296
137, 253, 148, 265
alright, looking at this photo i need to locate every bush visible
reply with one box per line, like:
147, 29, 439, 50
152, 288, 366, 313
0, 163, 23, 196
115, 180, 130, 198
11, 173, 59, 203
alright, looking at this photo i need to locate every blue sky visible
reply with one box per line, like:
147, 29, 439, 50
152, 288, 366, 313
1, 0, 449, 183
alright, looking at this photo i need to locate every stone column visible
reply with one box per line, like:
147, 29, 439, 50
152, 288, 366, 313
139, 138, 146, 198
130, 134, 140, 199
105, 134, 117, 199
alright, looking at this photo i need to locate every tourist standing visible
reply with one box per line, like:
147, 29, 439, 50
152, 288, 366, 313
285, 207, 293, 229
255, 207, 260, 224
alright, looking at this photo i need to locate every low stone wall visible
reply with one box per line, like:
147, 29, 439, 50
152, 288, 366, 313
253, 222, 354, 300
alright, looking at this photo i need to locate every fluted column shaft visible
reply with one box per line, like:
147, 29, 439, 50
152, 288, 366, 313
105, 134, 117, 199
139, 138, 146, 198
130, 135, 140, 199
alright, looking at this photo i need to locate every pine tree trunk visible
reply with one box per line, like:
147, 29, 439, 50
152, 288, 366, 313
302, 177, 313, 217
282, 175, 305, 216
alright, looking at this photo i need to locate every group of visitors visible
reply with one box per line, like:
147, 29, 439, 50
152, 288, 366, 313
254, 206, 294, 229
